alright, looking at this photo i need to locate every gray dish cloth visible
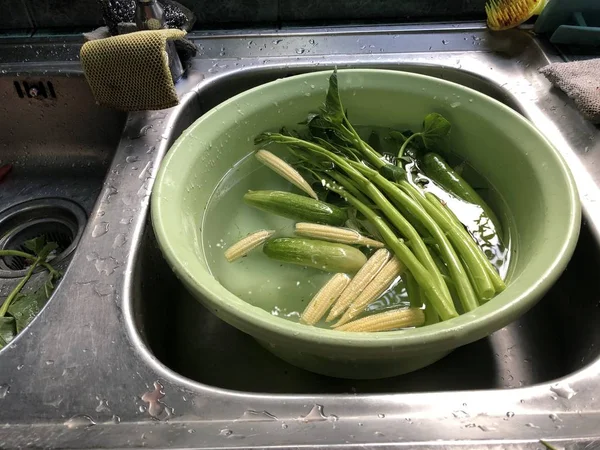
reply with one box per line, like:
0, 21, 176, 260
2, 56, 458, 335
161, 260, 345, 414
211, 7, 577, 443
539, 59, 600, 124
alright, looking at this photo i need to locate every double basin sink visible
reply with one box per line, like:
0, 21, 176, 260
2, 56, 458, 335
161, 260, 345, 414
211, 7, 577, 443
0, 23, 599, 448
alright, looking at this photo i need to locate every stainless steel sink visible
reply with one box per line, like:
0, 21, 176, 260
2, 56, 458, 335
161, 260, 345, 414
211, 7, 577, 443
0, 71, 125, 327
133, 64, 595, 394
1, 23, 600, 449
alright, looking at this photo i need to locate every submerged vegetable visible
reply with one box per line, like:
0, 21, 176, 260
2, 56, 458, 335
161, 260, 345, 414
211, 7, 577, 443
263, 238, 367, 273
295, 223, 384, 248
244, 190, 347, 226
422, 152, 502, 234
300, 273, 351, 325
327, 248, 390, 321
335, 256, 405, 327
224, 229, 275, 262
336, 308, 425, 332
255, 149, 318, 199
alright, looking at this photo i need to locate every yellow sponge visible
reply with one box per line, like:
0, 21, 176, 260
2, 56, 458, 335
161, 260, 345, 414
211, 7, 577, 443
81, 29, 186, 111
485, 0, 546, 31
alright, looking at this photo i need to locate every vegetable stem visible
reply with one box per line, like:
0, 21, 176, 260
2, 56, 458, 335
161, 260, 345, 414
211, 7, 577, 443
401, 183, 496, 300
322, 177, 458, 321
0, 250, 58, 276
260, 133, 453, 310
0, 257, 41, 317
426, 192, 506, 295
350, 162, 480, 312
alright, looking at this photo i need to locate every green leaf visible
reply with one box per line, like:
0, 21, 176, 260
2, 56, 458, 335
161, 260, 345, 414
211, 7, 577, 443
37, 242, 59, 261
23, 237, 46, 256
307, 114, 352, 147
0, 317, 16, 349
321, 70, 345, 124
7, 269, 60, 333
420, 113, 451, 150
8, 287, 50, 334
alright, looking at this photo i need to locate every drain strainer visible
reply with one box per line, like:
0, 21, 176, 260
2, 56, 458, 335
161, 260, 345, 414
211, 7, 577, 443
0, 198, 87, 278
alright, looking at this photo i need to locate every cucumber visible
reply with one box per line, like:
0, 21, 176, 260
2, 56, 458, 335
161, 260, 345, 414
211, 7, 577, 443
263, 238, 367, 274
243, 190, 347, 226
422, 153, 502, 234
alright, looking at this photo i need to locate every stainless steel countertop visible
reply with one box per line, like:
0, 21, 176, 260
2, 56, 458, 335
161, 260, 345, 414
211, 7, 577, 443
0, 22, 599, 449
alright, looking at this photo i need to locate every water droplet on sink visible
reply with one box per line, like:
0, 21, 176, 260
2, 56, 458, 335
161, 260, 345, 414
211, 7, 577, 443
442, 40, 449, 45
377, 413, 385, 418
112, 233, 127, 249
300, 404, 330, 422
45, 360, 54, 366
92, 222, 109, 238
549, 413, 562, 422
95, 396, 110, 413
112, 415, 121, 424
17, 364, 24, 371
525, 423, 540, 429
506, 411, 515, 418
131, 125, 153, 139
126, 155, 140, 164
550, 382, 576, 399
0, 384, 10, 398
65, 415, 96, 429
236, 410, 278, 422
93, 256, 120, 276
141, 381, 171, 420
281, 423, 288, 429
219, 428, 233, 437
453, 410, 469, 419
295, 48, 305, 54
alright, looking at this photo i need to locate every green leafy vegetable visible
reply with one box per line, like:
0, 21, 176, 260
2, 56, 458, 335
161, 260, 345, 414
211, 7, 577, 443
0, 237, 61, 349
397, 113, 451, 160
9, 273, 59, 333
0, 317, 16, 348
420, 113, 451, 149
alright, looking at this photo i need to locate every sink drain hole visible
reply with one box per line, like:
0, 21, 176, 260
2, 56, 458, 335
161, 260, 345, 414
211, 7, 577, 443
1, 220, 75, 271
0, 199, 87, 278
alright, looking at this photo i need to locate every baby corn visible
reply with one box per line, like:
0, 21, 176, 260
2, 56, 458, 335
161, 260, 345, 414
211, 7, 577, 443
334, 256, 405, 327
224, 229, 275, 262
295, 223, 385, 248
255, 150, 318, 199
335, 308, 425, 332
300, 273, 351, 325
326, 248, 390, 322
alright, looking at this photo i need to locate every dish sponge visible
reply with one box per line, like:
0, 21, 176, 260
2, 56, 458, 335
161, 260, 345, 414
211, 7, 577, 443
80, 28, 186, 111
485, 0, 547, 30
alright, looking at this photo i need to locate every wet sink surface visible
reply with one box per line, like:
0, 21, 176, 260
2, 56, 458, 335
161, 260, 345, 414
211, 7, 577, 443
0, 72, 125, 334
0, 73, 125, 213
133, 65, 598, 394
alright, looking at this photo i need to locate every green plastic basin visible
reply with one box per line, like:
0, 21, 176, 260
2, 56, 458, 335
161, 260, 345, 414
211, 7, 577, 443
151, 69, 580, 379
